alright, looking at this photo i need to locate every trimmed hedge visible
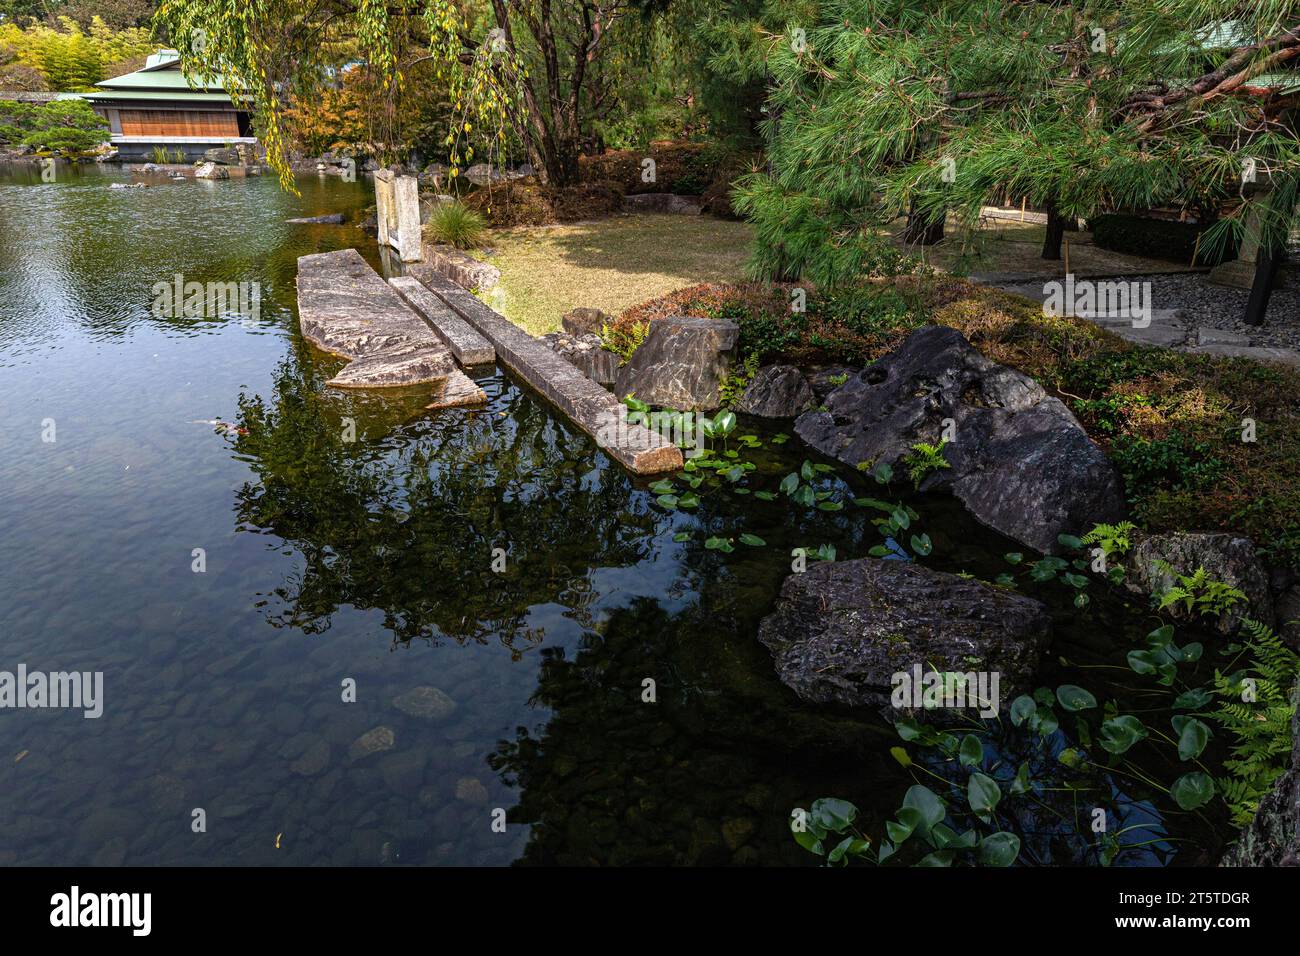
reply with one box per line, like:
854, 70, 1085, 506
1090, 213, 1238, 267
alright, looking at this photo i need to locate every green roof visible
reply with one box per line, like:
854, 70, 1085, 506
82, 89, 235, 104
95, 66, 228, 93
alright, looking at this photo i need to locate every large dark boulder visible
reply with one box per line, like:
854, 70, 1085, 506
795, 325, 1124, 554
614, 316, 738, 410
1123, 532, 1273, 635
1221, 680, 1300, 866
756, 558, 1050, 711
736, 365, 815, 418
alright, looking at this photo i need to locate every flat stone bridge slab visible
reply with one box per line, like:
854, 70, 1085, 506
412, 269, 683, 474
388, 275, 495, 366
296, 249, 486, 409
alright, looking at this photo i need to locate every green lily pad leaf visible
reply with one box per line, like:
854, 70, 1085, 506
1172, 687, 1213, 710
704, 536, 734, 553
779, 472, 800, 496
978, 832, 1021, 867
885, 816, 916, 845
792, 484, 816, 507
873, 462, 893, 484
810, 797, 858, 831
1009, 762, 1032, 795
958, 734, 983, 767
910, 533, 933, 556
1171, 771, 1215, 810
1029, 706, 1059, 736
655, 494, 678, 509
1099, 714, 1148, 755
1004, 552, 1023, 565
1172, 716, 1212, 761
672, 531, 691, 542
677, 492, 700, 509
817, 500, 844, 512
800, 460, 816, 481
889, 746, 912, 768
967, 772, 1001, 817
916, 850, 955, 867
754, 490, 777, 501
901, 785, 946, 832
1057, 747, 1083, 768
738, 533, 766, 547
1057, 534, 1085, 550
1056, 685, 1097, 712
1127, 650, 1158, 675
1009, 695, 1036, 727
649, 479, 675, 495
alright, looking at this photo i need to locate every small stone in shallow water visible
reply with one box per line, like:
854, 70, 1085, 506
455, 777, 489, 804
392, 686, 457, 720
348, 726, 396, 761
290, 738, 331, 777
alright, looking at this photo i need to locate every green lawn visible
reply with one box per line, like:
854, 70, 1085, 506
477, 213, 753, 336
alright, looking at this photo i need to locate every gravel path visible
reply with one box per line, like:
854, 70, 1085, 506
986, 270, 1300, 364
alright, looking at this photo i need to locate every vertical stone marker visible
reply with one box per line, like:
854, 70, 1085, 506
374, 169, 422, 262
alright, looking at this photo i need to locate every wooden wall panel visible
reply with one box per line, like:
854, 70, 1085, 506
119, 110, 240, 137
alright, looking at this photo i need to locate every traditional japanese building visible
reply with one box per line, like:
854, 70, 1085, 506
82, 50, 255, 162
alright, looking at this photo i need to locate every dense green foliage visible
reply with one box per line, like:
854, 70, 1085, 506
0, 96, 108, 153
0, 16, 153, 91
725, 0, 1300, 286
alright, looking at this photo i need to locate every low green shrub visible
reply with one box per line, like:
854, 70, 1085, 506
424, 200, 488, 249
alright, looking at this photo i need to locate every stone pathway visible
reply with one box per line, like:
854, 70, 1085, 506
987, 272, 1300, 367
295, 249, 486, 407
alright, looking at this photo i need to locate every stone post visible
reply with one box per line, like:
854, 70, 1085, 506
373, 168, 422, 262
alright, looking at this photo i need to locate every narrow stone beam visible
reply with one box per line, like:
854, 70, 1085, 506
388, 275, 495, 366
413, 270, 683, 474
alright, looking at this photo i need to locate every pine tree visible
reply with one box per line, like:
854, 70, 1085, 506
731, 0, 1300, 304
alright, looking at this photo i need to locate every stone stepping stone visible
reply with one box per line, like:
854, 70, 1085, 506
296, 248, 486, 404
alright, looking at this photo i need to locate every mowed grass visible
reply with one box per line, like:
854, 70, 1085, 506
478, 213, 753, 335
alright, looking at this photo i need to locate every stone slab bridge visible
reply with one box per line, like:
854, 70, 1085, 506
296, 248, 682, 474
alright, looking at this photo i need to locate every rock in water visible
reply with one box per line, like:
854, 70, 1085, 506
1123, 532, 1273, 635
286, 213, 345, 224
348, 726, 395, 761
455, 777, 490, 803
289, 738, 331, 777
391, 686, 457, 721
756, 558, 1050, 710
193, 161, 229, 180
614, 316, 738, 411
736, 364, 815, 417
795, 325, 1124, 554
203, 146, 240, 165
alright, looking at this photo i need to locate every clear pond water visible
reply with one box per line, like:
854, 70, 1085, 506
0, 163, 1228, 865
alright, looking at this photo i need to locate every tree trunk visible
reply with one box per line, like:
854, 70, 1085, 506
1243, 241, 1285, 327
901, 199, 945, 245
1042, 203, 1066, 260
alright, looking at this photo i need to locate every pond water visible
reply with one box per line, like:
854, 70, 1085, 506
0, 162, 1228, 866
